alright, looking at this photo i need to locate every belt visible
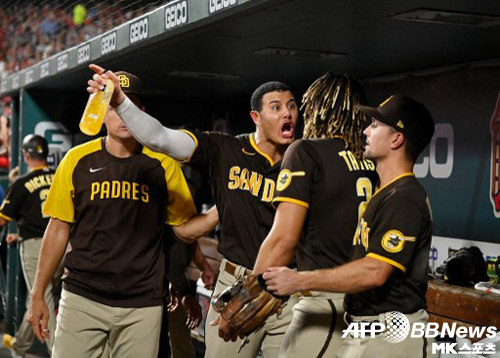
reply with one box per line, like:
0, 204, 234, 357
224, 260, 252, 276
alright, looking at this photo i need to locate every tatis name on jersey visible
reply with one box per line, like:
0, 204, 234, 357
24, 173, 55, 193
90, 180, 149, 202
227, 166, 276, 202
339, 150, 375, 172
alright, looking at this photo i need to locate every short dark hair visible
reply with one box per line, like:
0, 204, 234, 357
22, 134, 49, 161
250, 81, 292, 112
404, 137, 421, 162
387, 126, 421, 162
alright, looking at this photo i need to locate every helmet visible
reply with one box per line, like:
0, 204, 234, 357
22, 134, 49, 160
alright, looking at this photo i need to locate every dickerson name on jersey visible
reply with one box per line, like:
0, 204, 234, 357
24, 173, 55, 193
90, 180, 149, 202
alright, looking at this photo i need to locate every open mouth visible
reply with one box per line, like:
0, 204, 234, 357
281, 122, 294, 139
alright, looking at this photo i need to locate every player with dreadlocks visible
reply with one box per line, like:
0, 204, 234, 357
250, 72, 378, 357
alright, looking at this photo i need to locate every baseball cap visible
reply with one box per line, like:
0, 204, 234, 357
115, 71, 143, 97
358, 94, 435, 153
22, 134, 49, 158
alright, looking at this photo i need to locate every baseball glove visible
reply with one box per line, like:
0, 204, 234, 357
211, 274, 288, 335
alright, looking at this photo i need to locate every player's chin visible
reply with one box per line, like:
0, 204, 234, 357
363, 149, 375, 160
277, 134, 295, 146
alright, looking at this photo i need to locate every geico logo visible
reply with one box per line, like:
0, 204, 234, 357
130, 18, 149, 43
101, 32, 117, 55
25, 70, 33, 84
40, 62, 50, 78
165, 1, 187, 30
57, 54, 68, 72
77, 44, 91, 64
90, 180, 150, 203
209, 0, 237, 13
12, 76, 19, 89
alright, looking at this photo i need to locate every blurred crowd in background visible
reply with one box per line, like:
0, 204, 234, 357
0, 0, 169, 80
0, 0, 172, 166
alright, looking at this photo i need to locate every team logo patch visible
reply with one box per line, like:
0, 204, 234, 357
118, 74, 130, 88
276, 170, 305, 192
381, 230, 415, 253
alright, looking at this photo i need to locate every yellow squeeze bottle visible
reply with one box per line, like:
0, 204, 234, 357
80, 79, 115, 136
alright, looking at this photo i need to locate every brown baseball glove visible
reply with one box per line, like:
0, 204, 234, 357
211, 274, 288, 335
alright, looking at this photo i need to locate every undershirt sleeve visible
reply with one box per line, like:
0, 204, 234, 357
116, 96, 196, 161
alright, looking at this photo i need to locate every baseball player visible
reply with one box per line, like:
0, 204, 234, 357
250, 72, 378, 357
87, 63, 299, 357
263, 95, 437, 358
0, 134, 60, 357
27, 71, 198, 358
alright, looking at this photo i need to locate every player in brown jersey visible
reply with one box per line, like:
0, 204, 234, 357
0, 134, 61, 357
87, 64, 300, 357
27, 72, 199, 358
263, 94, 437, 358
248, 72, 377, 357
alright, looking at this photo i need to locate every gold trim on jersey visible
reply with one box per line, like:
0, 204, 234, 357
43, 138, 103, 223
372, 172, 414, 199
250, 133, 274, 166
0, 212, 13, 222
272, 196, 309, 209
178, 129, 198, 164
366, 253, 406, 273
30, 166, 49, 172
142, 147, 197, 226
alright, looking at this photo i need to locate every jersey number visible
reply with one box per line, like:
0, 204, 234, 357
356, 178, 372, 221
40, 189, 50, 219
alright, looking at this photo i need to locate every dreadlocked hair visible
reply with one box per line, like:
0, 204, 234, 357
301, 72, 366, 159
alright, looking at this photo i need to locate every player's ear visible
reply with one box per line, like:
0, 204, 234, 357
250, 110, 261, 126
391, 132, 405, 150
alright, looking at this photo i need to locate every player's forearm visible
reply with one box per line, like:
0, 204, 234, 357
31, 218, 70, 298
192, 241, 210, 272
253, 232, 296, 274
295, 257, 393, 294
115, 96, 196, 160
254, 202, 306, 274
173, 207, 218, 243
